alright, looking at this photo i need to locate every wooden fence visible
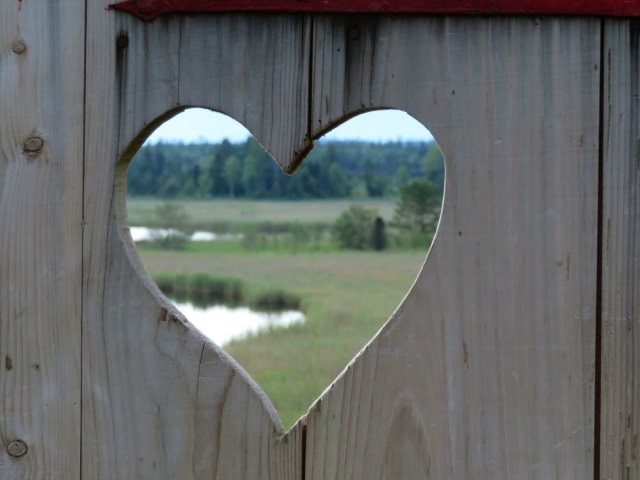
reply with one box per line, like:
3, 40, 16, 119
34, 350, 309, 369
0, 2, 638, 478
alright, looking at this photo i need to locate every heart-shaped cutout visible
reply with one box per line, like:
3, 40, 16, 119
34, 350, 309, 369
124, 108, 444, 429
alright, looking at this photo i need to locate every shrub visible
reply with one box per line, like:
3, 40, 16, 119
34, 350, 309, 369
331, 205, 377, 250
150, 202, 191, 250
391, 179, 441, 248
252, 290, 301, 311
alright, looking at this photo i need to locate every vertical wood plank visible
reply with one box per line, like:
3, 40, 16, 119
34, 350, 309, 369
82, 6, 307, 478
178, 14, 311, 173
307, 16, 600, 479
600, 18, 640, 479
0, 1, 83, 478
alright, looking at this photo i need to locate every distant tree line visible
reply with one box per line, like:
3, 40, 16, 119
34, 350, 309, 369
127, 138, 444, 200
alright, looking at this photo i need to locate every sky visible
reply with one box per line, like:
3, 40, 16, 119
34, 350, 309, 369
145, 108, 434, 144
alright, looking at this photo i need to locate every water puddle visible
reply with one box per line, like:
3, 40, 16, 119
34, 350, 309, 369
173, 301, 305, 346
130, 226, 241, 243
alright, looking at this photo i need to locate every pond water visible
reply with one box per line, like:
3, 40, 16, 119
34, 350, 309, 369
173, 301, 305, 346
130, 226, 242, 243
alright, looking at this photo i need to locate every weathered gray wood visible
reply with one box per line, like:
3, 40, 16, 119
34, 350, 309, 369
306, 16, 600, 479
82, 7, 306, 478
103, 13, 310, 174
0, 1, 84, 478
600, 19, 640, 479
178, 14, 312, 173
0, 5, 624, 477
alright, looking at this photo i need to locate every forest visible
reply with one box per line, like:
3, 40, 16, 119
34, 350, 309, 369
127, 138, 445, 199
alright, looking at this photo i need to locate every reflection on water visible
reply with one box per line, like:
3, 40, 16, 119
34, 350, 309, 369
173, 301, 305, 346
130, 226, 242, 242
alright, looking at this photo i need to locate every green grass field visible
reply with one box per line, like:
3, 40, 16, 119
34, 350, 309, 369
129, 197, 431, 428
137, 243, 426, 429
127, 197, 398, 228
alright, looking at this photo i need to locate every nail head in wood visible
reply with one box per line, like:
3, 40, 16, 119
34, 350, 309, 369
23, 137, 44, 155
11, 40, 27, 55
7, 440, 28, 458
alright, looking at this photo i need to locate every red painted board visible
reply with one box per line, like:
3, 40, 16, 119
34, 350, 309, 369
109, 0, 640, 21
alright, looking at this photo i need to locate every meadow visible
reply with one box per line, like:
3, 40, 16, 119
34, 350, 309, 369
129, 197, 433, 428
138, 241, 426, 429
127, 197, 399, 229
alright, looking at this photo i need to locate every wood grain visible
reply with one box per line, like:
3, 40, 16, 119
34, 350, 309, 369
82, 7, 307, 478
0, 5, 620, 477
599, 19, 640, 479
0, 1, 84, 478
177, 14, 311, 173
306, 16, 600, 479
87, 13, 310, 174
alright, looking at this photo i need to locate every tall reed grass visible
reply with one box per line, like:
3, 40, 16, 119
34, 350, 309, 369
153, 272, 301, 311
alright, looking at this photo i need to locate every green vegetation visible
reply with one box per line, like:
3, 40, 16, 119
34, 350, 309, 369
138, 246, 425, 428
371, 217, 388, 251
148, 202, 191, 249
154, 273, 243, 307
127, 138, 445, 429
391, 178, 441, 248
133, 192, 440, 253
153, 271, 300, 311
127, 139, 443, 200
331, 205, 384, 250
127, 198, 399, 230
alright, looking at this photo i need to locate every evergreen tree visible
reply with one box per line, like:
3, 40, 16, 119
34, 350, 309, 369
222, 155, 241, 197
371, 217, 388, 251
391, 178, 441, 247
422, 145, 445, 193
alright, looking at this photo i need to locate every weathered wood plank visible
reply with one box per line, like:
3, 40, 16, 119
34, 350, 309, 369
177, 14, 311, 173
599, 19, 640, 479
103, 13, 310, 173
306, 16, 600, 479
0, 1, 84, 478
82, 6, 306, 478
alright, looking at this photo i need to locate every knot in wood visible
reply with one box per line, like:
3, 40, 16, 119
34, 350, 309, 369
23, 137, 44, 155
7, 440, 28, 458
348, 27, 360, 40
116, 33, 129, 50
11, 40, 27, 55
